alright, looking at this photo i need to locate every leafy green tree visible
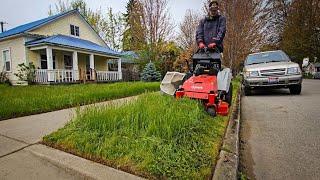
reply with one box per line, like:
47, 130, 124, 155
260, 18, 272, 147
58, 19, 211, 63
157, 42, 181, 76
140, 62, 161, 82
101, 8, 125, 51
123, 0, 146, 51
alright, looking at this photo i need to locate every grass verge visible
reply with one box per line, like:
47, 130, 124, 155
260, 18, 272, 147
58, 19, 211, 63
43, 79, 240, 179
0, 82, 159, 120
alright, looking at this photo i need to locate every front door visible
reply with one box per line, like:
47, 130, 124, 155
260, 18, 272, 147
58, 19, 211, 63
64, 55, 72, 70
85, 56, 93, 80
64, 55, 73, 81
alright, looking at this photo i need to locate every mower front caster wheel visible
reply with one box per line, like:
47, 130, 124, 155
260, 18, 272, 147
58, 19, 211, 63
207, 107, 216, 117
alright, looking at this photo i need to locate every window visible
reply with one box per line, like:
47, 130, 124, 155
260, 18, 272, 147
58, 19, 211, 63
108, 60, 118, 71
2, 50, 11, 72
40, 54, 56, 69
70, 25, 80, 37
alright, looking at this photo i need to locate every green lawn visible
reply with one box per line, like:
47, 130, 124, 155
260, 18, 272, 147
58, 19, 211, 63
0, 82, 160, 120
43, 79, 240, 179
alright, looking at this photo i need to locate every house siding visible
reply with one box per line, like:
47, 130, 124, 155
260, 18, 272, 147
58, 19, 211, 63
95, 56, 109, 71
29, 13, 106, 47
0, 37, 26, 84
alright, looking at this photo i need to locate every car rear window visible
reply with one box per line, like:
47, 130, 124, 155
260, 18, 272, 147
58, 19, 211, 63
246, 51, 290, 65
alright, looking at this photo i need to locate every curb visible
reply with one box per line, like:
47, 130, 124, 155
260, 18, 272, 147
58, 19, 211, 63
212, 89, 241, 180
25, 144, 144, 180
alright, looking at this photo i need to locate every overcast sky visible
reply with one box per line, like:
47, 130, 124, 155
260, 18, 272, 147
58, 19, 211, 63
0, 0, 207, 33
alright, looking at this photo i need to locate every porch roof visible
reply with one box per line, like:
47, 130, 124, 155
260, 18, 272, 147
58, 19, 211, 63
25, 35, 121, 57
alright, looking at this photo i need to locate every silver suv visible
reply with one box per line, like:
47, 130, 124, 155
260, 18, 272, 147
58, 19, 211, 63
242, 50, 302, 95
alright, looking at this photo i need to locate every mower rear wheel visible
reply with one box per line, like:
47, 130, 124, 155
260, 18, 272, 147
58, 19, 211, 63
225, 83, 233, 106
207, 107, 216, 117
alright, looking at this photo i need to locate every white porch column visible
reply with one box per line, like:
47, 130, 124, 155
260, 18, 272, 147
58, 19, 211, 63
89, 54, 95, 69
117, 58, 122, 80
46, 47, 54, 82
89, 54, 96, 80
73, 51, 79, 81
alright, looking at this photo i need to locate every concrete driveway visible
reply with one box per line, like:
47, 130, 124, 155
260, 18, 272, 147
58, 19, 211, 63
240, 79, 320, 180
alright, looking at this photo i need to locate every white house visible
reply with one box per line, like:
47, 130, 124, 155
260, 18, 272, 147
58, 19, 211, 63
0, 9, 122, 85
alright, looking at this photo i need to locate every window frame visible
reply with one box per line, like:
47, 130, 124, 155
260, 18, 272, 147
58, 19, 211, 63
70, 24, 80, 37
2, 49, 11, 72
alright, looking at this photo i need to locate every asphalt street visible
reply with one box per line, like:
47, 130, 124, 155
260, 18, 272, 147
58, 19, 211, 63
239, 79, 320, 180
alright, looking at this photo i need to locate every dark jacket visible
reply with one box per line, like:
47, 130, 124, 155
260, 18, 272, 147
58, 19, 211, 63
196, 15, 226, 52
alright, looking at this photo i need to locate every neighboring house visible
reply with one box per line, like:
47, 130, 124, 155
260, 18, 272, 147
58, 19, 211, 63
0, 9, 122, 85
108, 51, 140, 81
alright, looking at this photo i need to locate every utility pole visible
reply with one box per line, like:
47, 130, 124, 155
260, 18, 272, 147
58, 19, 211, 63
0, 21, 7, 33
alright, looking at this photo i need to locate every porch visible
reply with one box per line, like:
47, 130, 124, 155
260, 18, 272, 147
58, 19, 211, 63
33, 69, 122, 84
25, 35, 122, 84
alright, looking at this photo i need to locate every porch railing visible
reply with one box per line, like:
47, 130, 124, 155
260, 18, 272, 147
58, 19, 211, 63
34, 70, 121, 83
33, 69, 78, 83
96, 71, 121, 82
34, 69, 48, 83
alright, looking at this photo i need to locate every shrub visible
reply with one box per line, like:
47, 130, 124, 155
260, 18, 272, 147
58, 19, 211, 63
0, 70, 9, 84
14, 62, 36, 84
140, 62, 161, 82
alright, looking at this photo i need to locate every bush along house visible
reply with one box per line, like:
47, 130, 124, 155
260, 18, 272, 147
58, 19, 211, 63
0, 9, 123, 85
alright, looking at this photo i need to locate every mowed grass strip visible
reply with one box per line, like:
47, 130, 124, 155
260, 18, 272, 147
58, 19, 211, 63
43, 79, 240, 179
0, 82, 159, 120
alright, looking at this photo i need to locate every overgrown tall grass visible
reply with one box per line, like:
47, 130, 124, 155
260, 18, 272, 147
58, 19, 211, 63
0, 82, 159, 120
44, 78, 240, 179
44, 96, 224, 179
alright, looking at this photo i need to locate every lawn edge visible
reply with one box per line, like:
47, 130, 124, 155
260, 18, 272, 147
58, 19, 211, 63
0, 88, 158, 121
212, 85, 241, 180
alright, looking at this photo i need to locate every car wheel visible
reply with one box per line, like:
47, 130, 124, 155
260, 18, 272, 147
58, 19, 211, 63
289, 84, 302, 95
243, 86, 251, 96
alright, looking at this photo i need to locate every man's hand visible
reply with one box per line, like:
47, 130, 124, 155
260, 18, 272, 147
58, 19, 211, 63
198, 42, 205, 49
208, 43, 216, 49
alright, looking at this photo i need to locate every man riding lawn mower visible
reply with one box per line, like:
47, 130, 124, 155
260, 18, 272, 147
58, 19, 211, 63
160, 0, 232, 117
160, 45, 232, 117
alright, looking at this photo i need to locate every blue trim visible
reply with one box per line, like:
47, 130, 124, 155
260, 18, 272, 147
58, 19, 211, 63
26, 35, 121, 57
0, 10, 77, 39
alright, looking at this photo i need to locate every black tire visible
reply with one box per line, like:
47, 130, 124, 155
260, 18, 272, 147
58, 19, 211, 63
289, 84, 302, 95
225, 83, 233, 106
243, 86, 251, 96
207, 107, 216, 117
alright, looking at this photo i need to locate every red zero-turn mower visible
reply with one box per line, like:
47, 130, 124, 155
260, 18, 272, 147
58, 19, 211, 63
160, 47, 232, 117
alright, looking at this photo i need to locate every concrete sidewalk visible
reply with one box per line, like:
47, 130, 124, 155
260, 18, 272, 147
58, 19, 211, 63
0, 96, 143, 180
